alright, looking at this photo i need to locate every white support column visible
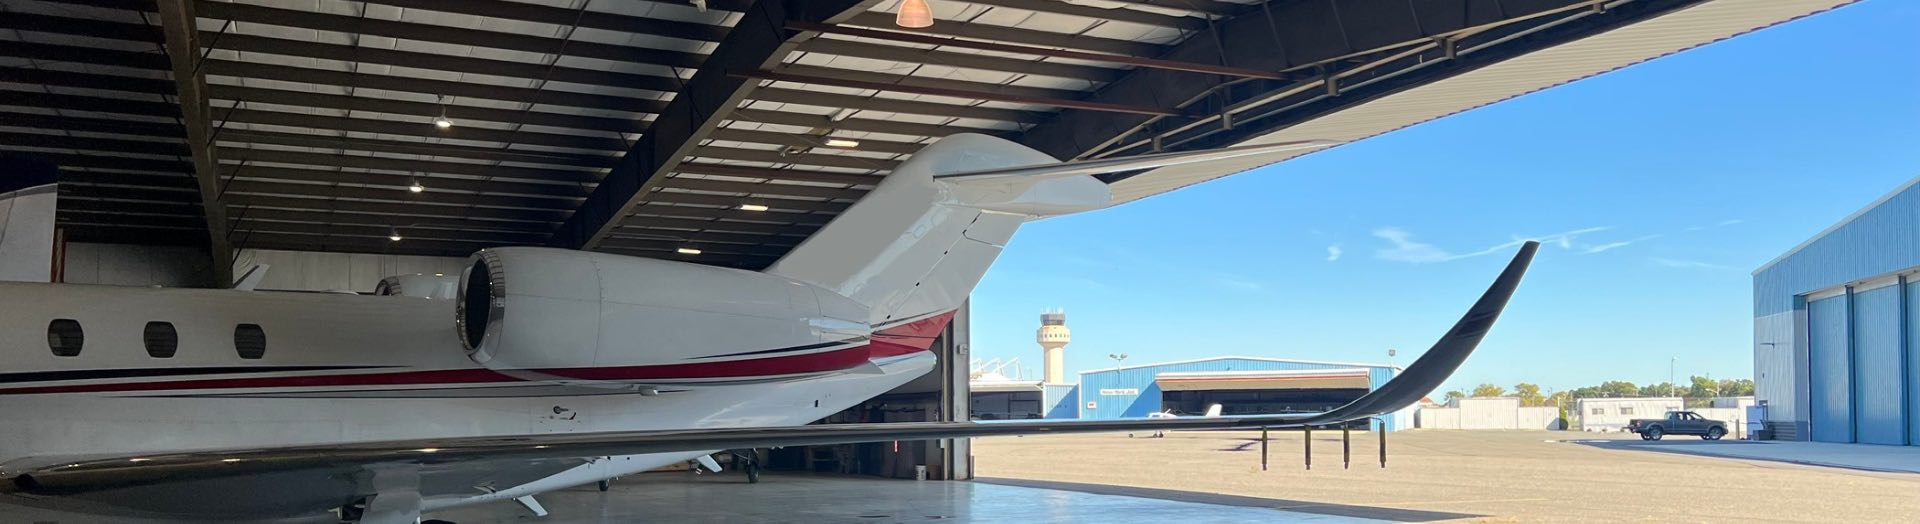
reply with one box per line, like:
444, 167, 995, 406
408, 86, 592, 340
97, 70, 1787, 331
947, 300, 972, 479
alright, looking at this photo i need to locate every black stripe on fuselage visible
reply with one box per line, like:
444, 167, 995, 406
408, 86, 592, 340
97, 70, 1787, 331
0, 366, 393, 384
691, 337, 869, 360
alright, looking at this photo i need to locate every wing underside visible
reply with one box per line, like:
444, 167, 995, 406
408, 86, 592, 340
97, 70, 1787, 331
3, 242, 1537, 506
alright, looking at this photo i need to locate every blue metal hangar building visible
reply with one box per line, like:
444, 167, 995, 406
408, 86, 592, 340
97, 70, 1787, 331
1076, 357, 1406, 431
1754, 176, 1920, 445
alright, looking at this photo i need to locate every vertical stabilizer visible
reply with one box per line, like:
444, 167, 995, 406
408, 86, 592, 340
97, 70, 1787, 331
763, 134, 1111, 326
0, 156, 59, 283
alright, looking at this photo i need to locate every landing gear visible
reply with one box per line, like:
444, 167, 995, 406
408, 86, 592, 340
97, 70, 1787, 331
728, 449, 762, 483
597, 479, 610, 492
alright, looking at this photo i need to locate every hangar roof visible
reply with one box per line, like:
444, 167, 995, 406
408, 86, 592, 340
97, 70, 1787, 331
0, 0, 1852, 286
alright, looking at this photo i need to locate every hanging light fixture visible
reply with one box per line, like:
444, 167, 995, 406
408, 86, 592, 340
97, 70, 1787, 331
676, 247, 703, 255
434, 96, 454, 129
895, 0, 933, 28
388, 228, 404, 242
408, 180, 426, 193
738, 203, 770, 212
823, 138, 861, 148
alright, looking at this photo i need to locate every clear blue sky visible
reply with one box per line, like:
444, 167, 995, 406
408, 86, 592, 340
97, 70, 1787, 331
967, 0, 1920, 396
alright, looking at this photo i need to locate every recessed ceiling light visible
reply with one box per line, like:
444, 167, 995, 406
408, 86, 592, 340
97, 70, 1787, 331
896, 0, 933, 28
408, 181, 426, 193
433, 116, 454, 129
738, 203, 770, 212
824, 138, 860, 148
676, 247, 702, 255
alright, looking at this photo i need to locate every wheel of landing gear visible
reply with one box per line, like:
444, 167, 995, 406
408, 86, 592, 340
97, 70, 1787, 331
598, 479, 610, 492
747, 466, 760, 484
1705, 427, 1724, 441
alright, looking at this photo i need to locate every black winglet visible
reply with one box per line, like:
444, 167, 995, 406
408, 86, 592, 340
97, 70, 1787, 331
1296, 240, 1540, 425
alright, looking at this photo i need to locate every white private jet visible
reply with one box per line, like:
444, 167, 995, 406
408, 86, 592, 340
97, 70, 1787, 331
0, 134, 1538, 522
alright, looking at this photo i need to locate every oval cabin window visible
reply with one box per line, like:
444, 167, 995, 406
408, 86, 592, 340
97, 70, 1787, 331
234, 324, 267, 360
144, 321, 178, 358
47, 319, 84, 357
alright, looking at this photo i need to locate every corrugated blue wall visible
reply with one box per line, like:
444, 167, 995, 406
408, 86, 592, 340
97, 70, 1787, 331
1754, 179, 1920, 318
1077, 358, 1400, 430
1809, 294, 1853, 442
1042, 385, 1079, 419
1853, 285, 1903, 445
1908, 281, 1920, 443
1754, 177, 1920, 443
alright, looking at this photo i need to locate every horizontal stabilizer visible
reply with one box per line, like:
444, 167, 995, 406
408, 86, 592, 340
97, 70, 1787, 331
932, 139, 1339, 182
1, 242, 1535, 496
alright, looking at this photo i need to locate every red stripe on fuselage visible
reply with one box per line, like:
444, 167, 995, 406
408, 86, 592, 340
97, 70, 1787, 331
0, 309, 962, 396
0, 345, 883, 395
868, 310, 956, 359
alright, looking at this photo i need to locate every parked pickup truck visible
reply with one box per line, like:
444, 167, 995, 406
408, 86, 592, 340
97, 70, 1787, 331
1627, 411, 1728, 441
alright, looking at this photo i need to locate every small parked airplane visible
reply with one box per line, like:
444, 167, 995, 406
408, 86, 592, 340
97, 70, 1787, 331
0, 134, 1538, 523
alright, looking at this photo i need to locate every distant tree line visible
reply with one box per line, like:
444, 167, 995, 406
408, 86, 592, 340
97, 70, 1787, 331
1443, 376, 1757, 408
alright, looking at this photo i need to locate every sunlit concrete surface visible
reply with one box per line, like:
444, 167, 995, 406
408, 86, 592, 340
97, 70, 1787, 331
1569, 438, 1920, 474
974, 430, 1920, 522
426, 472, 1405, 523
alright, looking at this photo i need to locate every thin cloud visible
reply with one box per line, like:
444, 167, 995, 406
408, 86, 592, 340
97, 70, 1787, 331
1207, 273, 1267, 292
1718, 219, 1746, 226
1325, 245, 1343, 262
1583, 234, 1663, 254
1650, 257, 1730, 270
1374, 226, 1609, 264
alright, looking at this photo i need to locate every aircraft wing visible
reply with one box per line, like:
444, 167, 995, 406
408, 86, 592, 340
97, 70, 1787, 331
2, 241, 1535, 497
931, 139, 1339, 182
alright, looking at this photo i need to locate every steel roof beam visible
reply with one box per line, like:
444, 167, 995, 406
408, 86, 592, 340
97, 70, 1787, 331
1015, 0, 1611, 161
551, 0, 884, 249
794, 39, 1124, 83
836, 12, 1162, 56
197, 2, 706, 69
361, 0, 730, 43
671, 162, 881, 186
219, 149, 603, 185
736, 70, 1183, 117
789, 21, 1291, 81
961, 0, 1207, 30
215, 130, 617, 169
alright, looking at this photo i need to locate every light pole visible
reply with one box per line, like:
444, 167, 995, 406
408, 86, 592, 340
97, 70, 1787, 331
1669, 357, 1677, 398
1108, 353, 1128, 367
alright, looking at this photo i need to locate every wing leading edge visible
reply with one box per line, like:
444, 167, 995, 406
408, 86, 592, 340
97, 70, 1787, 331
3, 241, 1537, 496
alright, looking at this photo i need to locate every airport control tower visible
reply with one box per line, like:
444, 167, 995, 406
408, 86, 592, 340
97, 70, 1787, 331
1038, 310, 1070, 385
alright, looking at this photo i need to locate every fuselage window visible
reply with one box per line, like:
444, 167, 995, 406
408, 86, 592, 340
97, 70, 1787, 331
234, 324, 266, 359
144, 321, 178, 358
47, 319, 84, 357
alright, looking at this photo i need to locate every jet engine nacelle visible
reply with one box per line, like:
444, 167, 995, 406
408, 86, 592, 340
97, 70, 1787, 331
457, 248, 869, 378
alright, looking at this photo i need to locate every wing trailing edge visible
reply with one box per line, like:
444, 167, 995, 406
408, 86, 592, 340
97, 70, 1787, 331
932, 139, 1340, 183
3, 242, 1536, 496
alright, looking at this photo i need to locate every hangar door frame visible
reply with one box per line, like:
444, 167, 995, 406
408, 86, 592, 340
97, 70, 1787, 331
1804, 275, 1917, 446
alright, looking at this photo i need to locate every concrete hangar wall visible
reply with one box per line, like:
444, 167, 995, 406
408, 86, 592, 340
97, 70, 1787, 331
1078, 357, 1406, 431
1754, 175, 1920, 444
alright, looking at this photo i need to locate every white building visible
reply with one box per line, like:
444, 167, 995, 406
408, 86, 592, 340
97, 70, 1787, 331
1416, 397, 1561, 430
1576, 397, 1683, 432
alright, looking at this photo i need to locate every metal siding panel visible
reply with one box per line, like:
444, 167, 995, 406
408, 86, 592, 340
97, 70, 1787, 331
1854, 285, 1903, 444
1908, 280, 1920, 445
1754, 310, 1799, 423
1755, 179, 1920, 317
1810, 294, 1853, 442
1080, 358, 1393, 419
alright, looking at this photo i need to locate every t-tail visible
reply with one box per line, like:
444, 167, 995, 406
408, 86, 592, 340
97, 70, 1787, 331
763, 133, 1335, 326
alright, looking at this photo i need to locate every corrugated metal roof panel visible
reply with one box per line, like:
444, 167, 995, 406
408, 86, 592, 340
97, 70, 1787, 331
1109, 0, 1856, 203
